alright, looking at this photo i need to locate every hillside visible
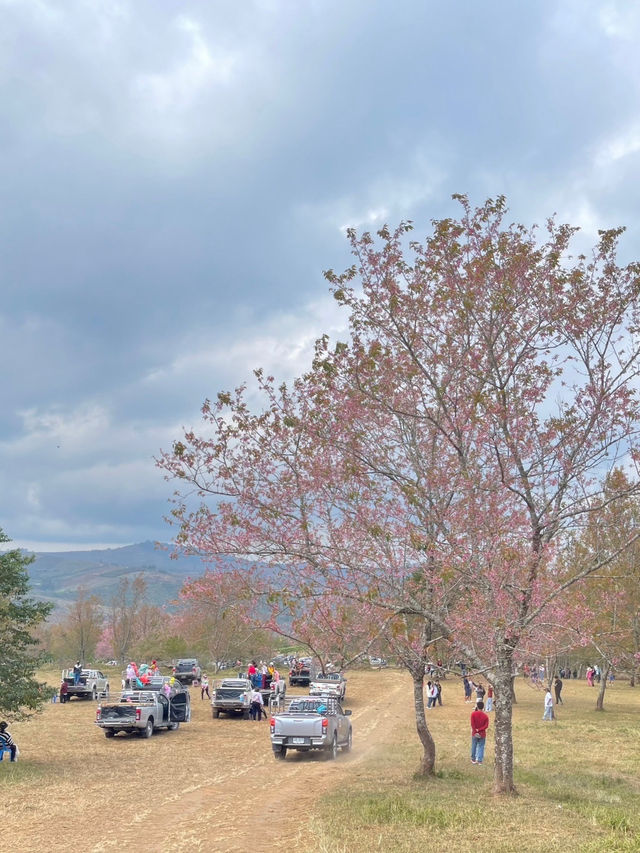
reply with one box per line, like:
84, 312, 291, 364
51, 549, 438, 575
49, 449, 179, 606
21, 541, 207, 607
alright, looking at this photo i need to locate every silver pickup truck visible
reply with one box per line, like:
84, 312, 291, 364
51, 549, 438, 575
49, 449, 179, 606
95, 677, 191, 738
211, 678, 252, 719
269, 697, 352, 760
61, 668, 109, 701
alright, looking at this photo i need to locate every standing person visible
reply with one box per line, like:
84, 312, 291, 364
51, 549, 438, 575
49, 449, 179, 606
470, 701, 490, 764
543, 688, 554, 721
586, 666, 594, 687
554, 676, 563, 705
472, 681, 486, 703
435, 680, 443, 706
73, 660, 82, 686
200, 674, 211, 701
0, 721, 18, 762
426, 681, 438, 709
463, 676, 472, 702
59, 681, 69, 704
485, 684, 494, 712
250, 687, 264, 721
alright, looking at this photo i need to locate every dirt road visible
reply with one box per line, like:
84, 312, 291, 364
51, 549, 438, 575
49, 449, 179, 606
2, 669, 411, 853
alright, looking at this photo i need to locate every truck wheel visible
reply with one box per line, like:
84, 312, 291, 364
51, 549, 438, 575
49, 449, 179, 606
169, 722, 180, 731
104, 729, 115, 738
212, 709, 220, 719
273, 747, 287, 760
242, 710, 250, 720
142, 718, 154, 738
327, 734, 338, 760
343, 728, 352, 753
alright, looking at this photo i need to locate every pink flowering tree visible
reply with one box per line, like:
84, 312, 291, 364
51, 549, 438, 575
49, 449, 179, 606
159, 197, 640, 793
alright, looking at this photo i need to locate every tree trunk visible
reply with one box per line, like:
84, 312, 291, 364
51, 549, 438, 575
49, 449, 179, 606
493, 655, 517, 795
595, 663, 611, 711
412, 673, 436, 776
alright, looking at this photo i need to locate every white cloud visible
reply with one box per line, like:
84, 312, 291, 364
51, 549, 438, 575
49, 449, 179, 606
132, 15, 238, 116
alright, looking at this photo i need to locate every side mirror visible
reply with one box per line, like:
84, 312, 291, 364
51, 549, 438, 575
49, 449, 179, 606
344, 710, 352, 716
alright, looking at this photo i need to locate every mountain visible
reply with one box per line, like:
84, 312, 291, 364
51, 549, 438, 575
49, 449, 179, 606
21, 541, 207, 609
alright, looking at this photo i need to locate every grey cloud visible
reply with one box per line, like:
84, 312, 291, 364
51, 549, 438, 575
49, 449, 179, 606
2, 0, 640, 547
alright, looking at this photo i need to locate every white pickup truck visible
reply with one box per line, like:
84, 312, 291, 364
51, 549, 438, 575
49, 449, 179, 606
309, 672, 347, 700
269, 697, 352, 760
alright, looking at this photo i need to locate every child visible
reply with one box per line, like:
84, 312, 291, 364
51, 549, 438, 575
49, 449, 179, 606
485, 684, 494, 712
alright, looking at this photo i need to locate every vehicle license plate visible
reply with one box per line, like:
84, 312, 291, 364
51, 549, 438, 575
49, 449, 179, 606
292, 737, 305, 744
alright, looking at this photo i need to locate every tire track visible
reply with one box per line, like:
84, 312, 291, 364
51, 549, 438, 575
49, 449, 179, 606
92, 677, 408, 852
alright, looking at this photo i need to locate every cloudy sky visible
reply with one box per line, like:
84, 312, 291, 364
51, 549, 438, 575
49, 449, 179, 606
2, 0, 640, 551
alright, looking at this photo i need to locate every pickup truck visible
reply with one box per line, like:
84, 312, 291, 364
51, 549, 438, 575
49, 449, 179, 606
211, 678, 252, 719
95, 677, 191, 738
172, 658, 201, 684
269, 697, 352, 760
288, 662, 314, 687
61, 668, 110, 700
309, 672, 347, 700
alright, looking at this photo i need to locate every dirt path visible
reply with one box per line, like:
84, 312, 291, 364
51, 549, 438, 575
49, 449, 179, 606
91, 673, 408, 852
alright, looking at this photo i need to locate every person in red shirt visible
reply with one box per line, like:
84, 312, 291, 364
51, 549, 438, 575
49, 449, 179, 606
470, 700, 490, 764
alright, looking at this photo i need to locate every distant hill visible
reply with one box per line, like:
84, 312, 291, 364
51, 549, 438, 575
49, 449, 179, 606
21, 541, 209, 609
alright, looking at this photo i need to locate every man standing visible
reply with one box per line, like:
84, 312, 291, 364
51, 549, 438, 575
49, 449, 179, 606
543, 688, 554, 720
73, 660, 82, 686
470, 701, 490, 764
554, 676, 563, 705
250, 687, 264, 721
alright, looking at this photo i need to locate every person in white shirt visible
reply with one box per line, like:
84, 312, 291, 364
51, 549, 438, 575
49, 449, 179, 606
200, 674, 210, 701
542, 688, 554, 721
250, 688, 264, 720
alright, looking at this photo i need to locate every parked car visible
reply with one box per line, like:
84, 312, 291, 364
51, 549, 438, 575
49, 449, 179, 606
95, 677, 191, 738
368, 656, 388, 668
269, 696, 352, 760
61, 668, 109, 700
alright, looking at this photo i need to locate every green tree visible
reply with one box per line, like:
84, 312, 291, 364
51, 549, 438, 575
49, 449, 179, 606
0, 529, 53, 719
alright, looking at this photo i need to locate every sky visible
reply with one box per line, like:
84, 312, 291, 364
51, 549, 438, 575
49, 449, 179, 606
2, 0, 640, 551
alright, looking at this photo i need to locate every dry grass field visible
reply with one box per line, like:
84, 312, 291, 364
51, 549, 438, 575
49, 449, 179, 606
0, 668, 639, 852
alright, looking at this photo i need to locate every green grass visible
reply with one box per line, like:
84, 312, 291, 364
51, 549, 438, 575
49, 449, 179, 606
304, 678, 640, 853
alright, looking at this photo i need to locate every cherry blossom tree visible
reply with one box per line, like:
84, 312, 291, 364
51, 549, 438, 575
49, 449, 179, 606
160, 197, 640, 792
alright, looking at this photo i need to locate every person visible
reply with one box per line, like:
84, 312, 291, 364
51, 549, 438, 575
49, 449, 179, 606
426, 681, 438, 708
73, 660, 82, 686
470, 701, 489, 764
463, 676, 472, 702
248, 660, 257, 681
435, 680, 443, 706
250, 688, 264, 721
586, 666, 594, 687
472, 681, 486, 703
200, 674, 211, 701
543, 688, 554, 721
0, 721, 18, 762
59, 680, 69, 704
554, 676, 563, 705
485, 684, 494, 712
